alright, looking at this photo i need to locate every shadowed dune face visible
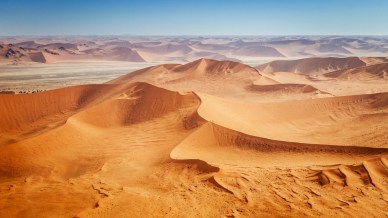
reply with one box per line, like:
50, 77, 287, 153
0, 84, 128, 146
28, 52, 46, 63
0, 58, 388, 217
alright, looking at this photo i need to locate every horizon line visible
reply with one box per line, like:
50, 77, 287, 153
2, 34, 388, 37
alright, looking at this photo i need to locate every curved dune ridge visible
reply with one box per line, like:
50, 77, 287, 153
0, 59, 388, 217
170, 122, 387, 167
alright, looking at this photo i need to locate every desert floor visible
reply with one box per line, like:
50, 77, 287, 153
0, 61, 157, 93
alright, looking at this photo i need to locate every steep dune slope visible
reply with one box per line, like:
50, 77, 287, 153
0, 84, 128, 146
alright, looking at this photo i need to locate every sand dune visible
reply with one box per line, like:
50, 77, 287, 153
244, 83, 333, 101
110, 58, 260, 83
0, 57, 387, 217
72, 82, 198, 128
28, 52, 46, 63
14, 41, 43, 48
0, 41, 146, 63
247, 83, 331, 97
107, 58, 388, 102
171, 122, 387, 167
39, 43, 79, 50
108, 59, 283, 100
0, 84, 121, 132
135, 43, 193, 56
257, 57, 367, 74
0, 84, 137, 146
183, 51, 241, 62
109, 58, 332, 102
104, 47, 145, 62
324, 62, 388, 80
232, 45, 285, 57
0, 82, 201, 178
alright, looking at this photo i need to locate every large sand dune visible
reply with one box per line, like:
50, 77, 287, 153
0, 58, 387, 217
256, 57, 368, 74
324, 62, 388, 80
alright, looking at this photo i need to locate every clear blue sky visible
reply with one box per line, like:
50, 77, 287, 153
1, 0, 388, 36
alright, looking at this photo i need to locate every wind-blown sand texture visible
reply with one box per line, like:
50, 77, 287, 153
0, 58, 387, 217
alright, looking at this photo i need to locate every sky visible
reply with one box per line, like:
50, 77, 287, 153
1, 0, 388, 36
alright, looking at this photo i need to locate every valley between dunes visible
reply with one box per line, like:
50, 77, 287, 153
0, 58, 387, 217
